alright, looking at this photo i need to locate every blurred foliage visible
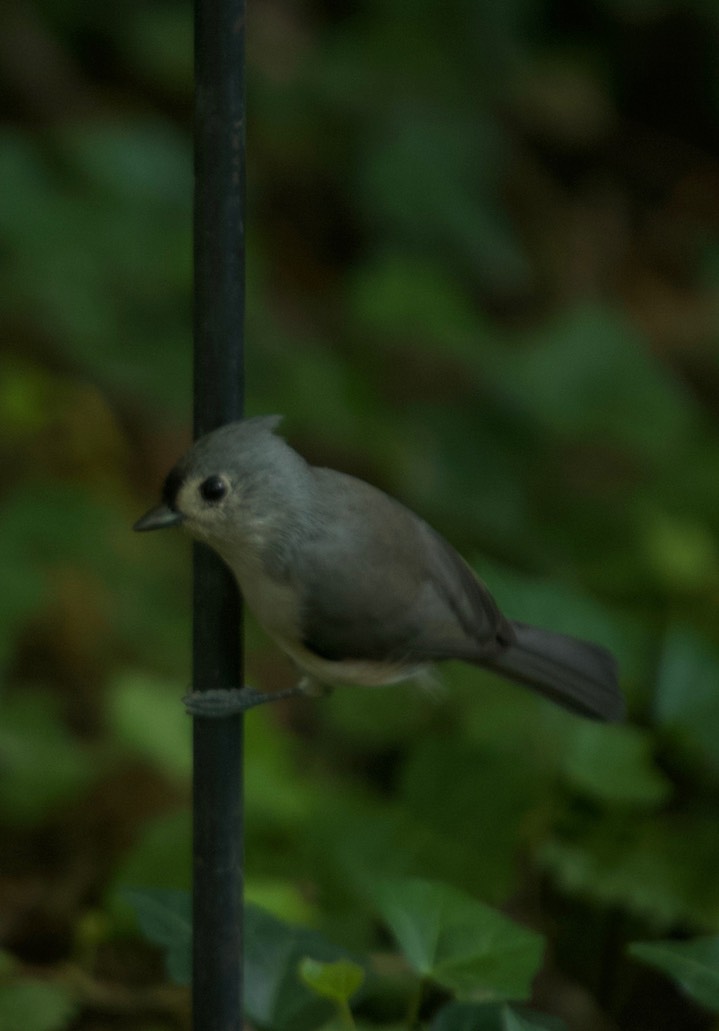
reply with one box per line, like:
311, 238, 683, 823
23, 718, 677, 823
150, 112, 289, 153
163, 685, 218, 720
125, 884, 551, 1031
2, 0, 719, 1029
629, 936, 719, 1014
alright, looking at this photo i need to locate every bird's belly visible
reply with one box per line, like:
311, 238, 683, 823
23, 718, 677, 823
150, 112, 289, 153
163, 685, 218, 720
279, 639, 427, 687
224, 551, 427, 688
225, 553, 302, 642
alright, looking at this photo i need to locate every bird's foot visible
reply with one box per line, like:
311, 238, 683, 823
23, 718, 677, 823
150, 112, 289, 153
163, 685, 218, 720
183, 683, 312, 718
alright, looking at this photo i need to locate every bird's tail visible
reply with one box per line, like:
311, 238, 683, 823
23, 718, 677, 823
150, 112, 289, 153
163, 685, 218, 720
483, 620, 624, 721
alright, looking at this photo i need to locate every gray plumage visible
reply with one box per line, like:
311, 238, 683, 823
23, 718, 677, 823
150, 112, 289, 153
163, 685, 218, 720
134, 416, 624, 721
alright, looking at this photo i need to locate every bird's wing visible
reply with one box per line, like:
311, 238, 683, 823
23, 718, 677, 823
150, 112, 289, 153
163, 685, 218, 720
295, 471, 510, 664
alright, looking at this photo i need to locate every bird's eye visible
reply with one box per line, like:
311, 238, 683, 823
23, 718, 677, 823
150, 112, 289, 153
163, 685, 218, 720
199, 475, 227, 503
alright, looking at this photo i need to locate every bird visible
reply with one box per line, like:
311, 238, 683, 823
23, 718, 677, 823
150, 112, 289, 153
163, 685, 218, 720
134, 415, 623, 721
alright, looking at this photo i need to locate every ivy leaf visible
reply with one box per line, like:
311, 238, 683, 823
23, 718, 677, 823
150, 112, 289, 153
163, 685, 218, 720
125, 888, 360, 1031
373, 878, 545, 1002
629, 936, 719, 1013
562, 722, 672, 808
244, 905, 358, 1031
298, 958, 365, 1005
123, 887, 191, 985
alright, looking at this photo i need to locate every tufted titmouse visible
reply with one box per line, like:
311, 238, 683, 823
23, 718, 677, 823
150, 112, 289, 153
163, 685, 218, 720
134, 416, 623, 720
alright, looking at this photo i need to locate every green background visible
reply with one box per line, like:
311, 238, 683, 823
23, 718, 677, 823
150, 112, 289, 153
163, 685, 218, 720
2, 0, 719, 1028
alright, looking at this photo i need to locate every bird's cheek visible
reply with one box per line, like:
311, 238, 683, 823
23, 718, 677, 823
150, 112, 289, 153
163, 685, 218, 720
182, 517, 212, 543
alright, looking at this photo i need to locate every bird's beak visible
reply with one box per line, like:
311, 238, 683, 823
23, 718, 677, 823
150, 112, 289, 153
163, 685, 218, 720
133, 504, 185, 532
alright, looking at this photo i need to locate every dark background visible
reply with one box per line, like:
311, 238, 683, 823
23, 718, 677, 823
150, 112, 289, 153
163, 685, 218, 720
2, 1, 719, 1029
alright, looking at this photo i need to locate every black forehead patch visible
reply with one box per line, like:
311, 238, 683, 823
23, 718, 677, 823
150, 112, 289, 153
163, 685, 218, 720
162, 465, 186, 510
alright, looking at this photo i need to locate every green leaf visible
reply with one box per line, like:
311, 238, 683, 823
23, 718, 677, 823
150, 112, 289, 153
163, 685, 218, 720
0, 981, 78, 1031
373, 878, 545, 1002
538, 812, 719, 927
348, 251, 479, 360
432, 1001, 567, 1030
108, 672, 191, 780
642, 511, 718, 592
298, 958, 365, 1004
0, 127, 192, 409
493, 305, 696, 459
562, 723, 672, 808
245, 880, 316, 927
59, 122, 191, 206
629, 936, 719, 1013
125, 889, 360, 1031
244, 905, 358, 1031
655, 627, 719, 780
123, 888, 191, 985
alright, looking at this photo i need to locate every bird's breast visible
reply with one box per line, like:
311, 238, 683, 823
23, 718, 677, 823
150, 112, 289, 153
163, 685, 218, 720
219, 544, 302, 644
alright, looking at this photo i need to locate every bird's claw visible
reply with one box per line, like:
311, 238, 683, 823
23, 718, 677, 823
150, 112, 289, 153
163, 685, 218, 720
182, 685, 306, 718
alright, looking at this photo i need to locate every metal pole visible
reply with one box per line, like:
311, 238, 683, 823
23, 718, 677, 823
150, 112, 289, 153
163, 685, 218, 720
192, 0, 245, 1025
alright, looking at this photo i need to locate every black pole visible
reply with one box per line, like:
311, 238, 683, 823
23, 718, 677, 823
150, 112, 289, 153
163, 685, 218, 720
192, 0, 245, 1026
